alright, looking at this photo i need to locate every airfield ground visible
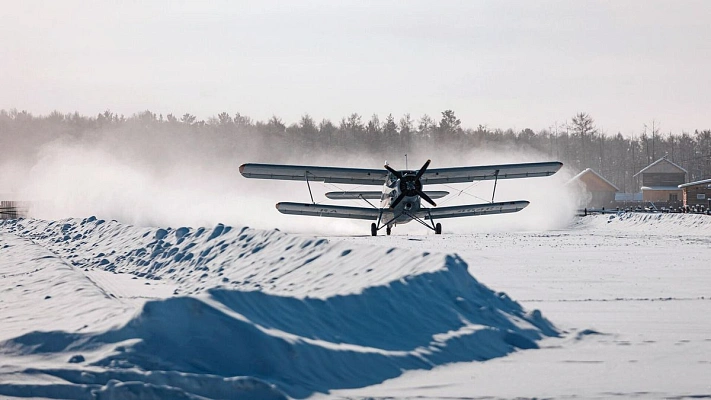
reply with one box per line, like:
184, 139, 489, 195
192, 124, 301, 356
0, 213, 709, 399
326, 213, 711, 399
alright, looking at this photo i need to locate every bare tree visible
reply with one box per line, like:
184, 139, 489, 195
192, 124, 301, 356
570, 112, 597, 169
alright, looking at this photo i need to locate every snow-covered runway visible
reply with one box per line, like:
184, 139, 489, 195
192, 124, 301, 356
1, 213, 709, 399
328, 213, 711, 399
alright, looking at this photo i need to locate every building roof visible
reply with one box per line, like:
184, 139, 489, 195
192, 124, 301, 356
633, 156, 687, 177
567, 168, 620, 192
679, 178, 711, 189
640, 186, 683, 191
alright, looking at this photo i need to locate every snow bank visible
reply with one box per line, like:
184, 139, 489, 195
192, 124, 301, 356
571, 212, 711, 234
0, 233, 131, 342
0, 218, 557, 398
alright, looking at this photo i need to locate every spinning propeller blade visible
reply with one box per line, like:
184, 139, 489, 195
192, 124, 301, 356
384, 164, 402, 179
418, 190, 437, 206
414, 159, 431, 181
391, 191, 407, 208
386, 159, 436, 208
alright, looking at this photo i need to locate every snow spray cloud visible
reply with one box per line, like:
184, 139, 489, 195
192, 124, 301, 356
386, 144, 580, 233
5, 121, 579, 233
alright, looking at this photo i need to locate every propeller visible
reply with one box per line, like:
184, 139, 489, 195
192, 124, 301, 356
385, 159, 436, 209
384, 164, 402, 179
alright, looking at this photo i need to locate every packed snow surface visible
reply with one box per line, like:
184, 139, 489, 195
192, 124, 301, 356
1, 212, 710, 399
0, 217, 556, 399
325, 212, 711, 399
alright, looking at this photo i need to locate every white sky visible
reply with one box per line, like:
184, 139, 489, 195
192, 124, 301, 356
1, 0, 710, 135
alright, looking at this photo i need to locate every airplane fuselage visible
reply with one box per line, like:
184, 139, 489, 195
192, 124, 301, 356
381, 171, 421, 225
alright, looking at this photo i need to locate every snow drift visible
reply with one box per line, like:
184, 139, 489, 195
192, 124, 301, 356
0, 218, 557, 399
572, 212, 711, 234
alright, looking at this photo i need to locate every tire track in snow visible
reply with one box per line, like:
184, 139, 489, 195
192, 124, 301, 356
520, 296, 710, 303
9, 230, 175, 303
4, 230, 120, 303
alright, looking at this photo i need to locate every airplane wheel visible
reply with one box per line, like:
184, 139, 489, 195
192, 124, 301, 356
435, 223, 442, 235
386, 226, 391, 235
371, 223, 377, 236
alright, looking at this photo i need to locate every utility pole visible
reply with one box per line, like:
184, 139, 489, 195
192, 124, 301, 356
652, 120, 656, 160
599, 128, 605, 173
643, 124, 650, 164
555, 122, 559, 159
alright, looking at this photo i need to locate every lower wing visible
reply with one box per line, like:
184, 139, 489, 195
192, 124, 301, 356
418, 200, 529, 219
325, 190, 449, 200
276, 200, 528, 221
276, 202, 381, 220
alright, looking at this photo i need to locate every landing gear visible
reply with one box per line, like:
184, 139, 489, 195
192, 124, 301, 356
435, 223, 442, 235
371, 223, 377, 236
386, 226, 392, 235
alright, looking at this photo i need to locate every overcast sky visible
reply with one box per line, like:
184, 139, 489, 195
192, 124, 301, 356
2, 0, 710, 135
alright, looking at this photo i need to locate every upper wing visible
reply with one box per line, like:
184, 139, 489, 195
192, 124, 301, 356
418, 200, 529, 220
420, 161, 562, 185
240, 163, 388, 185
276, 202, 381, 220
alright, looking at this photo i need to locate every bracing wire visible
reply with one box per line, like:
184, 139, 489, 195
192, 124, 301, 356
314, 177, 494, 209
438, 181, 489, 205
315, 181, 375, 208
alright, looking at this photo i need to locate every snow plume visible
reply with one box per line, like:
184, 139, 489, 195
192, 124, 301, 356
10, 130, 316, 231
398, 144, 580, 233
6, 125, 578, 233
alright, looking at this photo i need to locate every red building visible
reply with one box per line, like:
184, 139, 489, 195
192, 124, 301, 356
678, 179, 711, 208
568, 168, 619, 209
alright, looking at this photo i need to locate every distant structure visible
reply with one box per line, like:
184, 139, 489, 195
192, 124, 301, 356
678, 179, 711, 208
614, 192, 643, 202
0, 199, 29, 220
633, 156, 687, 204
568, 168, 619, 209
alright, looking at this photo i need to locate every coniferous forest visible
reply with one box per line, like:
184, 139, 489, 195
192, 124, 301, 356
2, 108, 710, 193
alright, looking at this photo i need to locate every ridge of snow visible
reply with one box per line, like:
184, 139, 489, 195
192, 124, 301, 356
2, 217, 459, 298
0, 217, 557, 398
569, 213, 711, 234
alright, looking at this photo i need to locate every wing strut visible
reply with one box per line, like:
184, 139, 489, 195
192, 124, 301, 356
403, 208, 438, 232
305, 173, 315, 204
358, 194, 379, 209
491, 169, 500, 203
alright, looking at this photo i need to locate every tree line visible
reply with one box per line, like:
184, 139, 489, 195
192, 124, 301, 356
1, 108, 710, 193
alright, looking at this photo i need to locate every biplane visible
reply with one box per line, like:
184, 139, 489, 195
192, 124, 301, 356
239, 159, 562, 235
